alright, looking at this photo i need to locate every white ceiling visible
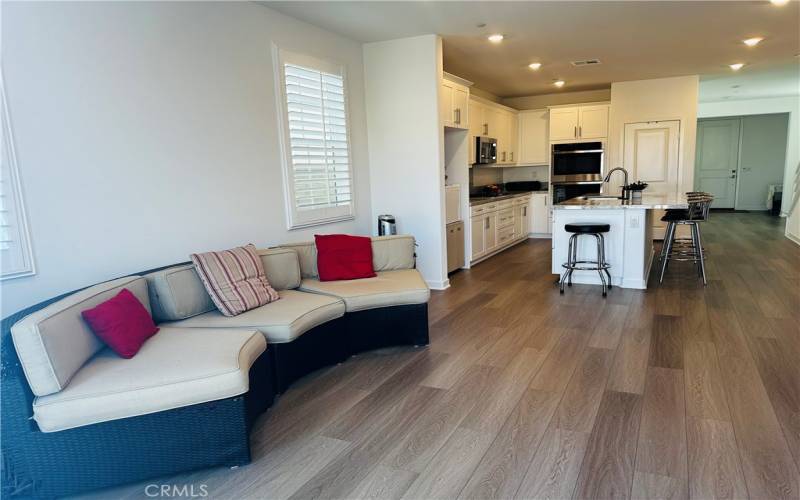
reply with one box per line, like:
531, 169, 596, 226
265, 1, 800, 98
699, 62, 799, 102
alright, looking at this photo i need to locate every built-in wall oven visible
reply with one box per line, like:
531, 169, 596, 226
551, 141, 604, 203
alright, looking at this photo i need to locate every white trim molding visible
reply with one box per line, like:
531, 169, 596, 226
0, 71, 36, 280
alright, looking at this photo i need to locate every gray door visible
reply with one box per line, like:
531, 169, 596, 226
695, 118, 740, 208
737, 114, 789, 211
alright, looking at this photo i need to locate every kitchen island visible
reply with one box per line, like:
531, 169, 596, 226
551, 194, 688, 289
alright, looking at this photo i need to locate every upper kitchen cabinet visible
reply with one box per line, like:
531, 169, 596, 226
441, 73, 470, 129
517, 109, 549, 166
548, 103, 609, 141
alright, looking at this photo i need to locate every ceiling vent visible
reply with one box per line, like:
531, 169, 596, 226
571, 59, 601, 67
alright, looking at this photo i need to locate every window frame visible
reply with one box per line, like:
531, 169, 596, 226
273, 45, 356, 230
1, 72, 36, 281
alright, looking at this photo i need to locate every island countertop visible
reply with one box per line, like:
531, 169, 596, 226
554, 193, 688, 210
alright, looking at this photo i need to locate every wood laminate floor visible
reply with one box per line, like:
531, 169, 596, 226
81, 212, 799, 499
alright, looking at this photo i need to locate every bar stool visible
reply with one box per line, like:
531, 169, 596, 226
658, 192, 714, 285
559, 222, 612, 297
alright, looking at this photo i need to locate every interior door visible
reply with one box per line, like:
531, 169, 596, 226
695, 118, 739, 208
737, 114, 789, 211
623, 120, 681, 239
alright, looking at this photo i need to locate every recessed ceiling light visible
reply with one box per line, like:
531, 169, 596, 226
743, 37, 764, 47
729, 63, 745, 70
770, 0, 789, 6
487, 34, 504, 43
554, 80, 565, 87
529, 63, 542, 70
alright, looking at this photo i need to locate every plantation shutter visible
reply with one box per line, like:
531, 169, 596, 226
279, 50, 354, 228
1, 77, 35, 280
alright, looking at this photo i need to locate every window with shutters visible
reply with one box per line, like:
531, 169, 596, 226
1, 76, 35, 280
275, 48, 355, 229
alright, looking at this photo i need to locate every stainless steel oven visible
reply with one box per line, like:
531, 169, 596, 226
475, 136, 497, 165
551, 142, 604, 183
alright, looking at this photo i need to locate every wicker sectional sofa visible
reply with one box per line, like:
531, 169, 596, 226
1, 235, 429, 498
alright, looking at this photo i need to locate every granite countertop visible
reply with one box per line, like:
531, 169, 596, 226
554, 193, 689, 210
469, 190, 547, 206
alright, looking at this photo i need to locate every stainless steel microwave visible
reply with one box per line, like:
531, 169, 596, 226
475, 136, 497, 165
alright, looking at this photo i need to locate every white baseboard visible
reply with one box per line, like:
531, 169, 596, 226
787, 231, 800, 246
528, 233, 552, 239
427, 279, 450, 290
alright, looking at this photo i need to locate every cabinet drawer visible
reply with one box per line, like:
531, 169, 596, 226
498, 226, 515, 245
497, 199, 513, 210
497, 208, 514, 228
471, 202, 497, 216
514, 195, 531, 206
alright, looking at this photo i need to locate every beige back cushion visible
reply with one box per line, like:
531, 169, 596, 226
146, 250, 301, 322
279, 235, 415, 279
144, 264, 216, 322
11, 276, 150, 397
257, 248, 301, 290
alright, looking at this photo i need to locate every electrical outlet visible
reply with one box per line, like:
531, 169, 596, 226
630, 217, 640, 229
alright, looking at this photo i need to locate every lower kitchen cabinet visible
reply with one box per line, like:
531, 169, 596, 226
470, 195, 533, 263
446, 221, 465, 273
530, 193, 550, 235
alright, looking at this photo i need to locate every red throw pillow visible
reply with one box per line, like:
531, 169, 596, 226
315, 234, 377, 282
81, 288, 159, 358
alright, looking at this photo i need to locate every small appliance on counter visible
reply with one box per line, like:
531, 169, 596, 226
504, 181, 543, 193
378, 215, 396, 236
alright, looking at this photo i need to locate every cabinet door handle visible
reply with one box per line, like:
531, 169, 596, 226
510, 152, 514, 162
523, 207, 527, 216
578, 125, 582, 137
455, 108, 460, 124
485, 218, 490, 229
574, 126, 577, 138
484, 123, 488, 135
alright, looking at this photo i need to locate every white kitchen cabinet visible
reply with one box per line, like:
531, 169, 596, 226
577, 105, 609, 139
440, 77, 469, 129
548, 104, 609, 141
549, 108, 580, 141
530, 193, 550, 235
484, 212, 497, 252
518, 109, 549, 165
515, 203, 530, 240
467, 96, 519, 165
470, 216, 485, 259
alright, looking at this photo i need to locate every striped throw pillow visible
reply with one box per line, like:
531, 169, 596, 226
190, 244, 280, 316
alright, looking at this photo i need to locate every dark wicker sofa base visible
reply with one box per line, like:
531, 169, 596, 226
270, 303, 429, 394
1, 338, 275, 500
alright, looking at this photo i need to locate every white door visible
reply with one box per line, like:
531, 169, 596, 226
624, 120, 681, 240
695, 118, 739, 208
484, 213, 497, 252
624, 120, 681, 194
518, 109, 549, 165
549, 108, 579, 141
578, 105, 609, 139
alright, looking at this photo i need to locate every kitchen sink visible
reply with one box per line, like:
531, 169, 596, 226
578, 194, 623, 200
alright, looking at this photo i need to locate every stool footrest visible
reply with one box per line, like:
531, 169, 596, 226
561, 261, 611, 271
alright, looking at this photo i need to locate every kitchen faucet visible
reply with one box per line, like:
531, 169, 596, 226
603, 167, 629, 199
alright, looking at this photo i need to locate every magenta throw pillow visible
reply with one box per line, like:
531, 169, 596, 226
81, 288, 159, 358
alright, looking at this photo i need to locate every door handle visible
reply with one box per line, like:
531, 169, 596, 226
485, 218, 490, 229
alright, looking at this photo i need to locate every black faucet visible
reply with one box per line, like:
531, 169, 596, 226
603, 167, 629, 199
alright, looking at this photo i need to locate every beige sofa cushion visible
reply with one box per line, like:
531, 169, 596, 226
166, 290, 345, 343
32, 327, 265, 433
11, 276, 150, 397
257, 248, 301, 290
145, 265, 216, 322
146, 250, 301, 322
278, 235, 416, 279
299, 269, 429, 312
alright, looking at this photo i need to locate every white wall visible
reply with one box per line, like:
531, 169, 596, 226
1, 2, 372, 314
698, 96, 800, 239
364, 35, 448, 288
609, 76, 700, 193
